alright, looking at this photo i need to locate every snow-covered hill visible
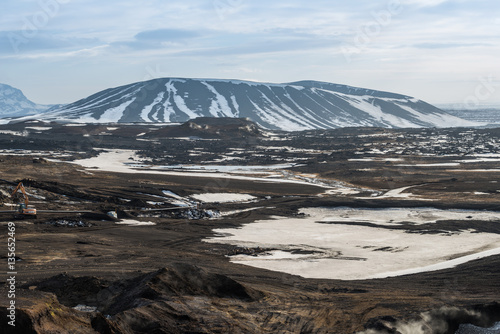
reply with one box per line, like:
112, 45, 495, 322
0, 83, 54, 118
20, 78, 478, 130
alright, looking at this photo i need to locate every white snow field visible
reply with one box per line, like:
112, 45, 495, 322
204, 207, 500, 280
69, 150, 357, 192
115, 219, 156, 226
191, 193, 257, 203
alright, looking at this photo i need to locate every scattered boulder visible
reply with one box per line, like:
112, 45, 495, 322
32, 158, 48, 164
43, 219, 91, 227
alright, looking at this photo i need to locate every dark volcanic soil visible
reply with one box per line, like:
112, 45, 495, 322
0, 121, 499, 333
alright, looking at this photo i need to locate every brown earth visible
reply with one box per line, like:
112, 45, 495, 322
0, 122, 499, 333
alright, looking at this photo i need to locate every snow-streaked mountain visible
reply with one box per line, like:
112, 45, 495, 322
22, 78, 478, 130
0, 83, 55, 117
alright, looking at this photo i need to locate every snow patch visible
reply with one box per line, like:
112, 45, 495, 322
191, 193, 257, 203
116, 220, 156, 226
205, 207, 500, 280
200, 82, 234, 117
98, 99, 136, 123
26, 126, 52, 131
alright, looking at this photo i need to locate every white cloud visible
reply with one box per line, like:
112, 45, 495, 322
0, 0, 499, 106
401, 0, 451, 7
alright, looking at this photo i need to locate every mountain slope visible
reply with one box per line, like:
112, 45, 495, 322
0, 83, 54, 117
23, 78, 478, 130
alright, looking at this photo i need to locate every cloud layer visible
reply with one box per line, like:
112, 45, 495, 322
1, 0, 499, 106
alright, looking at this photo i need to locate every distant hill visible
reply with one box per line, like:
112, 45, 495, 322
0, 83, 56, 118
444, 108, 500, 127
15, 78, 479, 130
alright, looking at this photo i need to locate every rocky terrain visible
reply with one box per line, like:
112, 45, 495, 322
0, 119, 500, 333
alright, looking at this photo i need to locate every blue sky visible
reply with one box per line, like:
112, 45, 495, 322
1, 0, 499, 108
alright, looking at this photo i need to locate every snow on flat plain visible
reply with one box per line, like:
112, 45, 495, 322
69, 151, 422, 198
456, 158, 500, 163
324, 188, 361, 196
221, 207, 270, 217
204, 207, 500, 280
70, 150, 142, 173
26, 126, 52, 131
152, 163, 300, 173
69, 150, 333, 190
115, 219, 156, 226
139, 191, 192, 207
370, 185, 423, 200
349, 157, 404, 162
162, 190, 184, 200
312, 207, 500, 226
0, 130, 27, 136
396, 163, 461, 167
191, 193, 257, 203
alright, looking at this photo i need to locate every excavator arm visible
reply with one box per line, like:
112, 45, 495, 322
11, 182, 30, 207
11, 182, 36, 217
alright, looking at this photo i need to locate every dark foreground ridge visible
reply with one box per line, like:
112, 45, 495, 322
2, 265, 500, 334
0, 264, 263, 334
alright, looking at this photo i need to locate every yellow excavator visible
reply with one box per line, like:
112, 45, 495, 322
11, 182, 37, 218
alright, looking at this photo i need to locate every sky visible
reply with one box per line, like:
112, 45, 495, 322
0, 0, 499, 108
